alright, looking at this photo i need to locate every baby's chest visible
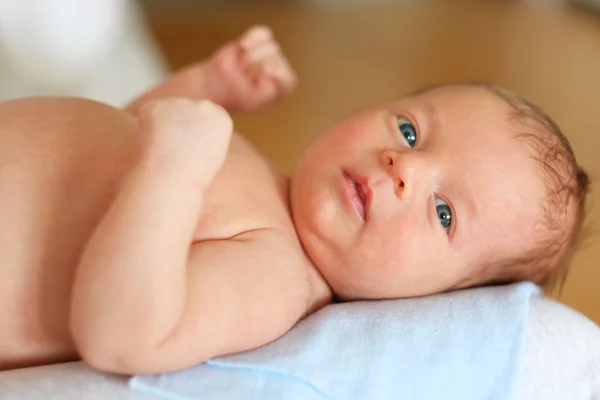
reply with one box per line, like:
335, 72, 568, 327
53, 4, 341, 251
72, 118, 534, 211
193, 134, 293, 240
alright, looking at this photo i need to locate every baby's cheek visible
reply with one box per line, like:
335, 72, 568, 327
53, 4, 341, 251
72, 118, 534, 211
358, 236, 405, 278
327, 116, 380, 151
348, 120, 381, 147
377, 231, 432, 276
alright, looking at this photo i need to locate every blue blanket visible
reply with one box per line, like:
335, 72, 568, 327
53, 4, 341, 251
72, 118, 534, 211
130, 282, 540, 400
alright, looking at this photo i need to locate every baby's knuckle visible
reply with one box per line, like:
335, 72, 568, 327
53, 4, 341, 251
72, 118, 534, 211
214, 52, 235, 74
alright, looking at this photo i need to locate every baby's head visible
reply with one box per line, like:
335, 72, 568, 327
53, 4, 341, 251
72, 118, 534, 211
291, 83, 588, 300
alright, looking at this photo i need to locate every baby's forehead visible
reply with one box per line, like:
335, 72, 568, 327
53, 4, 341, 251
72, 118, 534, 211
387, 84, 512, 115
368, 85, 576, 286
395, 87, 552, 266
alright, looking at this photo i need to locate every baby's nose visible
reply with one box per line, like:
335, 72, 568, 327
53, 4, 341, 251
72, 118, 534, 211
381, 150, 412, 199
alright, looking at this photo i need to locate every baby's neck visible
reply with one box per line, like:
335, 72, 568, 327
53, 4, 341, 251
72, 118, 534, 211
285, 176, 334, 313
305, 261, 335, 314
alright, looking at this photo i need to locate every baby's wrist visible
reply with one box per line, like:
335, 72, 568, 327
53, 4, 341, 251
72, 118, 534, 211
193, 61, 230, 108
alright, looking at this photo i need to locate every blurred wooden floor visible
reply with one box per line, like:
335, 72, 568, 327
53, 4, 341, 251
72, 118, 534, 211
146, 1, 600, 323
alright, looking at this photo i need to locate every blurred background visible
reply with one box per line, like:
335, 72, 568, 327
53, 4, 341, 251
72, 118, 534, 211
0, 0, 598, 324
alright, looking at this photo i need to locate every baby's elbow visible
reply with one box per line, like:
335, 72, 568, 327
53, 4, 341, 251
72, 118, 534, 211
74, 332, 198, 375
77, 342, 154, 375
70, 319, 160, 374
71, 319, 212, 374
72, 329, 149, 375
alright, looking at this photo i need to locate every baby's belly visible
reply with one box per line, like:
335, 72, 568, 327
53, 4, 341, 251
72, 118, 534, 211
0, 98, 140, 369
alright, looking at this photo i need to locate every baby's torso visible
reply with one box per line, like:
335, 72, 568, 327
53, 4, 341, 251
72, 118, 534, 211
194, 134, 296, 241
0, 98, 301, 368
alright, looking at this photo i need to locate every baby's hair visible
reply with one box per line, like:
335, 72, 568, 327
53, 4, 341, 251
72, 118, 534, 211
472, 82, 588, 294
412, 82, 589, 294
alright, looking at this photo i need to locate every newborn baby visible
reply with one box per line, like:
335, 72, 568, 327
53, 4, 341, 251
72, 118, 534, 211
0, 26, 588, 374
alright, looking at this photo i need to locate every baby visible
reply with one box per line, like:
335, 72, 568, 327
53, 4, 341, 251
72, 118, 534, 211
0, 26, 588, 374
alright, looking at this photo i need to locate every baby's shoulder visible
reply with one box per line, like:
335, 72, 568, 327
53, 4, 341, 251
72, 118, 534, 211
194, 133, 294, 240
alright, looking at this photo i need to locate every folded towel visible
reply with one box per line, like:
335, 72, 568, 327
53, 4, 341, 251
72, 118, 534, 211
130, 282, 540, 400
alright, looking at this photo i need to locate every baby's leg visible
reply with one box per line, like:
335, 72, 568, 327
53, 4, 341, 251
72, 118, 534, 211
70, 98, 232, 371
126, 26, 296, 115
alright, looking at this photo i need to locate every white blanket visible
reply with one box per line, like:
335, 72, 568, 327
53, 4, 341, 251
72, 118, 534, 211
0, 295, 598, 400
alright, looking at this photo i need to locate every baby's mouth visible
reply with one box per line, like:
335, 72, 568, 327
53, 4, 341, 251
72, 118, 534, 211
343, 170, 369, 220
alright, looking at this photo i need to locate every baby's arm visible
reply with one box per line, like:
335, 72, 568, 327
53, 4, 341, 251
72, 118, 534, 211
125, 26, 296, 116
70, 99, 308, 374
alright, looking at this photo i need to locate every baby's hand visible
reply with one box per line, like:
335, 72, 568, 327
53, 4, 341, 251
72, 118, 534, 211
139, 98, 233, 187
202, 26, 297, 112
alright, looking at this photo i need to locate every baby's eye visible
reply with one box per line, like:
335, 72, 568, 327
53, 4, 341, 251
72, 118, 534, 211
397, 118, 417, 147
434, 196, 452, 229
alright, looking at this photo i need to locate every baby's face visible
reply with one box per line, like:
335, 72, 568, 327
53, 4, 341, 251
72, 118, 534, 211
291, 85, 547, 300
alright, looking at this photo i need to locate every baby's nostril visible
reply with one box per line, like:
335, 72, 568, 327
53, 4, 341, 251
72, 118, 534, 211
399, 180, 405, 189
387, 156, 394, 166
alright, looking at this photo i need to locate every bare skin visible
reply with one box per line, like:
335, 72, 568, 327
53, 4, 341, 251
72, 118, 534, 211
0, 26, 330, 373
0, 26, 553, 375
